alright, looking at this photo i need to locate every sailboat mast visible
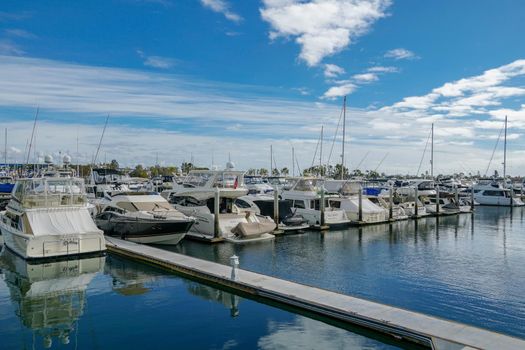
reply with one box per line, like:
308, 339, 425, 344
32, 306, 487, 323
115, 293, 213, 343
26, 107, 39, 165
292, 146, 295, 177
430, 123, 434, 179
503, 115, 507, 178
341, 96, 346, 180
319, 125, 323, 176
270, 145, 273, 175
4, 128, 7, 167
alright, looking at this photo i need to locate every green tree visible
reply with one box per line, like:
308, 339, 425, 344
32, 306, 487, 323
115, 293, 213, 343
247, 168, 256, 175
272, 168, 280, 176
280, 167, 289, 176
109, 159, 119, 170
130, 164, 148, 178
258, 168, 268, 176
181, 162, 194, 174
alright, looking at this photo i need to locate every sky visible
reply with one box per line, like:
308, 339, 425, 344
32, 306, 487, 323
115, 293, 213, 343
1, 0, 525, 175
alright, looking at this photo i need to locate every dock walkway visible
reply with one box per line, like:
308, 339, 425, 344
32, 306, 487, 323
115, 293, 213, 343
106, 237, 525, 350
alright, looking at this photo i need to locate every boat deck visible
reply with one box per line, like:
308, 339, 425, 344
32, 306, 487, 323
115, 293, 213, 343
105, 237, 525, 349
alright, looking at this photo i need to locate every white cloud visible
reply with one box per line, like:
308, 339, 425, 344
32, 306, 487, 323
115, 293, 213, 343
323, 63, 345, 78
143, 56, 176, 69
260, 0, 391, 66
384, 48, 417, 60
322, 83, 356, 99
352, 72, 378, 82
4, 28, 35, 39
367, 65, 398, 73
0, 40, 24, 55
136, 50, 176, 69
201, 0, 243, 23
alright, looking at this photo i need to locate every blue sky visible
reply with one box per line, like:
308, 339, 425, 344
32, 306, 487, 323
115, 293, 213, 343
1, 0, 525, 174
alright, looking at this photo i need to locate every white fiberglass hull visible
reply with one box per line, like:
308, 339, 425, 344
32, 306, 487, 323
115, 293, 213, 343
125, 232, 186, 245
0, 222, 106, 259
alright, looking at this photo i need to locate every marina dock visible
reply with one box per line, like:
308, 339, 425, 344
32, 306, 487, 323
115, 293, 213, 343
105, 237, 525, 350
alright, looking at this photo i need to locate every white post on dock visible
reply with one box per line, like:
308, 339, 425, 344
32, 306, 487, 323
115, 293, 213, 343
358, 185, 363, 222
454, 185, 459, 206
230, 255, 239, 281
214, 187, 221, 239
273, 187, 279, 226
320, 187, 326, 226
436, 186, 440, 215
414, 186, 418, 217
389, 186, 393, 220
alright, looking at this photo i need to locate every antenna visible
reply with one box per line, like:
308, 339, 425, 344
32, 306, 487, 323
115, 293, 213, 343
270, 145, 273, 175
93, 114, 109, 165
4, 128, 7, 167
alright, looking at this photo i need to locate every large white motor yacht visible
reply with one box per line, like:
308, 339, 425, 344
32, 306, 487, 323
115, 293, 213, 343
473, 181, 524, 206
0, 177, 106, 259
280, 178, 350, 227
164, 169, 275, 243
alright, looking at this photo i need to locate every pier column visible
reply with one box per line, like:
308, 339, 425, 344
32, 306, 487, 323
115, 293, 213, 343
320, 188, 326, 226
436, 186, 440, 215
273, 187, 279, 226
455, 185, 459, 206
214, 187, 221, 239
470, 186, 475, 212
414, 186, 418, 217
389, 186, 393, 220
358, 185, 363, 222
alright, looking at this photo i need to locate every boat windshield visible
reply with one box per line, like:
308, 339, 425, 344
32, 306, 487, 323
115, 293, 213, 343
12, 178, 87, 208
245, 177, 264, 185
267, 177, 286, 185
292, 178, 323, 192
183, 171, 244, 189
0, 176, 13, 184
117, 200, 172, 212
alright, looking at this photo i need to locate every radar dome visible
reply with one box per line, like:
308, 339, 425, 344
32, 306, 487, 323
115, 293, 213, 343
63, 154, 72, 164
226, 161, 235, 169
44, 154, 54, 164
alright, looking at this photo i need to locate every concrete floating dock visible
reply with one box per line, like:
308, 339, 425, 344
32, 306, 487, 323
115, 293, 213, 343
105, 237, 525, 350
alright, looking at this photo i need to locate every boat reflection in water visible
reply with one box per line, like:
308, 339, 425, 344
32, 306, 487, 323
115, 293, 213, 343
185, 281, 240, 317
0, 247, 105, 348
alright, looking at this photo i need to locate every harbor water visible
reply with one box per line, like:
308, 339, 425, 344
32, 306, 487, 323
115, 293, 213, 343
169, 206, 525, 339
0, 245, 407, 349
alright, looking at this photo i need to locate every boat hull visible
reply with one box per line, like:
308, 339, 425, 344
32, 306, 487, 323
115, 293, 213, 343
97, 217, 193, 245
0, 221, 106, 259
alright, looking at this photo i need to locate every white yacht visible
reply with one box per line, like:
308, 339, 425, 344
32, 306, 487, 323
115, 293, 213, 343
473, 181, 524, 206
324, 180, 388, 224
94, 192, 194, 245
0, 177, 106, 259
280, 178, 350, 228
235, 195, 310, 232
164, 169, 275, 243
396, 179, 436, 197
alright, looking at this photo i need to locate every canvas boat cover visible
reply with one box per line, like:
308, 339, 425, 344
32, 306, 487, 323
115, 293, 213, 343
26, 207, 102, 236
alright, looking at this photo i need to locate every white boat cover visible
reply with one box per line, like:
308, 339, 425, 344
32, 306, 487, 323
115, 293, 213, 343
341, 197, 385, 214
26, 207, 101, 236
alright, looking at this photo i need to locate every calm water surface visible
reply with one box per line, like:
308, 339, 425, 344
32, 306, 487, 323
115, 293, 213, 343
169, 206, 525, 339
0, 245, 404, 349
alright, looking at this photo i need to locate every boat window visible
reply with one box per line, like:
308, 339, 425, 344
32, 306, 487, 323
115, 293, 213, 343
482, 190, 504, 197
293, 200, 305, 209
117, 201, 139, 212
234, 199, 252, 209
330, 200, 341, 209
132, 201, 173, 211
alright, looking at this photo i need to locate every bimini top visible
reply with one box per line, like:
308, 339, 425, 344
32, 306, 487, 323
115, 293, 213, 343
11, 177, 88, 209
289, 177, 324, 192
